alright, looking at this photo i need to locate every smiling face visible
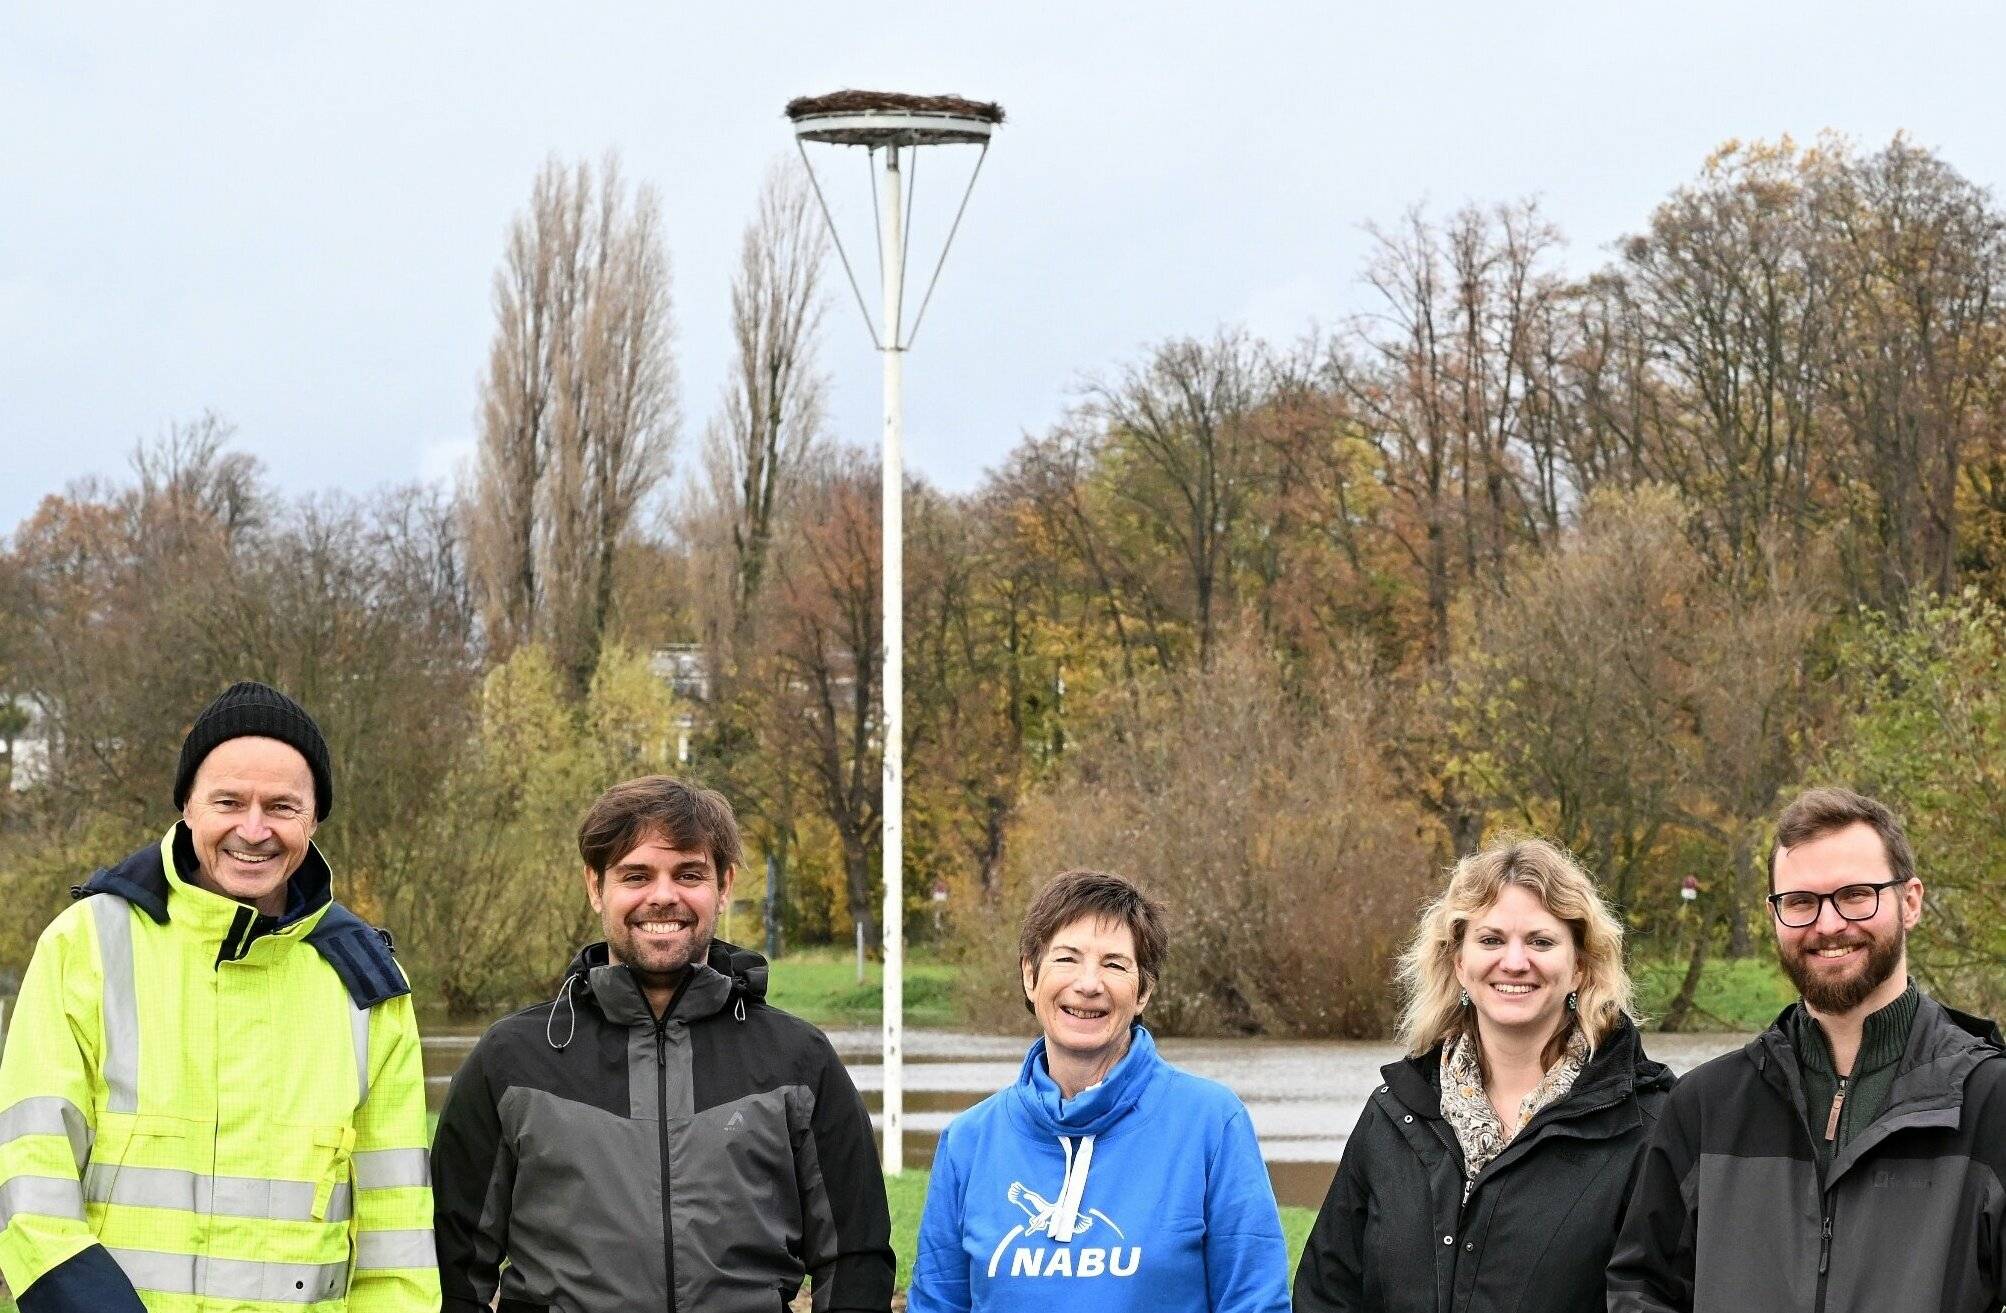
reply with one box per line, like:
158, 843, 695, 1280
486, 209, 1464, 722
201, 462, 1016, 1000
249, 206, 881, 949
585, 831, 734, 997
1022, 914, 1150, 1079
181, 736, 318, 917
1772, 821, 1921, 1019
1454, 883, 1583, 1046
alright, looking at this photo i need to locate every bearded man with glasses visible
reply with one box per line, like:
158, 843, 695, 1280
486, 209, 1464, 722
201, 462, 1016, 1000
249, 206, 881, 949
1608, 786, 2006, 1313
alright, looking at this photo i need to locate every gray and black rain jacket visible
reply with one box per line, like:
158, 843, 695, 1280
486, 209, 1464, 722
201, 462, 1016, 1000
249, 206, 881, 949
1606, 994, 2006, 1313
431, 939, 893, 1313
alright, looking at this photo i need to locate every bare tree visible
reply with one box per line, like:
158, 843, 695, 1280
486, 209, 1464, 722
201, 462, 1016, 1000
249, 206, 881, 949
765, 449, 884, 949
1330, 204, 1571, 856
1808, 136, 2006, 610
469, 154, 678, 694
704, 158, 830, 659
1616, 139, 1828, 591
1088, 330, 1266, 669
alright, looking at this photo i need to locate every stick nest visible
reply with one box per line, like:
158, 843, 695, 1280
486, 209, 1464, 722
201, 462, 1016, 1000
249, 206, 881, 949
786, 90, 1005, 124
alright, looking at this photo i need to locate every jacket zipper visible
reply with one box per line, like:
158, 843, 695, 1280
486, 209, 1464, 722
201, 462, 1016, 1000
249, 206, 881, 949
1438, 1081, 1634, 1300
657, 1020, 676, 1313
651, 969, 693, 1313
1814, 1197, 1835, 1312
1812, 1062, 1851, 1311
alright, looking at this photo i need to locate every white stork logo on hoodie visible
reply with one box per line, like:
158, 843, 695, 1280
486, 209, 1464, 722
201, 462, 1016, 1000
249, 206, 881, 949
986, 1135, 1140, 1279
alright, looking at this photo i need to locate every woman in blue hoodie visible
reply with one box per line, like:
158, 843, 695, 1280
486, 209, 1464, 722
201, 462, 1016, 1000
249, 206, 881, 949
908, 869, 1292, 1313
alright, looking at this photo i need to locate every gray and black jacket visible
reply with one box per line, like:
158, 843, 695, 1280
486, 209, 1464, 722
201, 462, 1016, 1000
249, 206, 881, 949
431, 940, 894, 1313
1607, 994, 2006, 1313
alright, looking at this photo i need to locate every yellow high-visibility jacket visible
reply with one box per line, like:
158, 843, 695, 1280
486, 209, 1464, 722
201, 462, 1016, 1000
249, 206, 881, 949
0, 826, 440, 1313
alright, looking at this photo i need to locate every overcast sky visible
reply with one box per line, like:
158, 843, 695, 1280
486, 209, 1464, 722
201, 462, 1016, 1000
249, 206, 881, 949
5, 2, 2003, 535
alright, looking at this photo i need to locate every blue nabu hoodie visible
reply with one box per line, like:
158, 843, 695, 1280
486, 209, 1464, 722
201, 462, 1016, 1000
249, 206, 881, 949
907, 1025, 1290, 1313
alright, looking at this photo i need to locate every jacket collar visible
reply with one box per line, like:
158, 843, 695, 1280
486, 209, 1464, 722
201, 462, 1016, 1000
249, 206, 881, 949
1750, 992, 2002, 1183
79, 825, 334, 942
1382, 1015, 1673, 1123
1751, 992, 2003, 1094
1011, 1023, 1162, 1138
567, 938, 766, 1027
75, 825, 408, 1009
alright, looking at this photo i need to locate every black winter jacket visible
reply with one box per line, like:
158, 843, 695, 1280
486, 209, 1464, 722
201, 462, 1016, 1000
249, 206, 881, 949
1607, 994, 2006, 1313
1294, 1018, 1675, 1313
431, 939, 894, 1313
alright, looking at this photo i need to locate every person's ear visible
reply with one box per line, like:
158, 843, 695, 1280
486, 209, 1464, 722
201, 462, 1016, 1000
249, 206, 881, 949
1020, 957, 1037, 1004
582, 866, 603, 915
1902, 878, 1925, 930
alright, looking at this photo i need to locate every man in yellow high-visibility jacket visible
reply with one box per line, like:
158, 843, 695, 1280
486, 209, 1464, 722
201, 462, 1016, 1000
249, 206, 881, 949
0, 681, 439, 1313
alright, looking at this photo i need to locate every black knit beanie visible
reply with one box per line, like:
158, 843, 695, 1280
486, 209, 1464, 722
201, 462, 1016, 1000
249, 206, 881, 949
173, 681, 334, 821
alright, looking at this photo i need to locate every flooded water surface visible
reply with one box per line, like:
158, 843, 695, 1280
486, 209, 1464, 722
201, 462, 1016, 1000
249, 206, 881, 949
425, 1023, 1748, 1209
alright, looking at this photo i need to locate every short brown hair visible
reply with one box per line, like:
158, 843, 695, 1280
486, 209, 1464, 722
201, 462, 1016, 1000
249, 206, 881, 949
1017, 869, 1168, 1012
577, 775, 742, 882
1770, 787, 1915, 889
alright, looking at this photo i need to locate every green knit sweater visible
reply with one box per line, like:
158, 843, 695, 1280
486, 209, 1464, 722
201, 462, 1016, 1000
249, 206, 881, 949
1792, 982, 1920, 1176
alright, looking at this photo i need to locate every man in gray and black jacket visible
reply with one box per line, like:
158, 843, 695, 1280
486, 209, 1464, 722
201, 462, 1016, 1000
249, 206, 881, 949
1607, 786, 2006, 1313
431, 775, 894, 1313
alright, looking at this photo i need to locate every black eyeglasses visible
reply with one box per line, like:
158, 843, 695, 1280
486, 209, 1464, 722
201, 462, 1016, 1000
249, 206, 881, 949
1766, 877, 1910, 928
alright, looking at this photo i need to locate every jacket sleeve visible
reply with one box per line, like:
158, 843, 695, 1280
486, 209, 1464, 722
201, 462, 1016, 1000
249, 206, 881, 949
903, 1117, 969, 1313
1204, 1104, 1293, 1313
429, 1032, 512, 1313
1291, 1101, 1376, 1313
1605, 1082, 1699, 1313
349, 991, 441, 1312
0, 908, 145, 1313
799, 1031, 894, 1312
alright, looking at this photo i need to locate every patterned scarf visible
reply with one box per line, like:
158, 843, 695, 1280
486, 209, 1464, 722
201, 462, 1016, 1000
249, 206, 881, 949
1438, 1026, 1590, 1202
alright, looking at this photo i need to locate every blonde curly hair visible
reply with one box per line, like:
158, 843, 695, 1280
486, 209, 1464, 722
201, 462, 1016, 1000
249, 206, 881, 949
1397, 835, 1635, 1066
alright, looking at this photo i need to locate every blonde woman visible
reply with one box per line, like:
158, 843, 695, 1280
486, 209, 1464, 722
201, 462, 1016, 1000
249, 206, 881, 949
1293, 837, 1675, 1313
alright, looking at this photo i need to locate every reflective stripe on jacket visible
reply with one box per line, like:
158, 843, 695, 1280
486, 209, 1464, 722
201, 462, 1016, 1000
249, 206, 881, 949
0, 826, 441, 1313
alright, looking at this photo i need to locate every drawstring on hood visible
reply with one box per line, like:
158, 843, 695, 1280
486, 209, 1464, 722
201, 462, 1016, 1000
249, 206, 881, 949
546, 971, 583, 1050
545, 938, 770, 1044
1007, 1024, 1160, 1247
1049, 1134, 1097, 1242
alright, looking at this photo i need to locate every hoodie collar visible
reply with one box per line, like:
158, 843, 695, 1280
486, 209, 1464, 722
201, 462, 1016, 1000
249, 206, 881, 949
1012, 1023, 1162, 1137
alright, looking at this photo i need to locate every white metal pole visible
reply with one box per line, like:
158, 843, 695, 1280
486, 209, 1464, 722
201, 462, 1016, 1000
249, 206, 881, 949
879, 146, 906, 1175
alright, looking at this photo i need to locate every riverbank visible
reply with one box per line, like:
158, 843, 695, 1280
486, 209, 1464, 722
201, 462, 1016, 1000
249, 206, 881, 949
763, 946, 963, 1028
407, 940, 1794, 1038
772, 945, 1793, 1037
1632, 954, 1794, 1031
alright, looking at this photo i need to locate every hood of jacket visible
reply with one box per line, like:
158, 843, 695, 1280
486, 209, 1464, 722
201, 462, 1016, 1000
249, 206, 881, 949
561, 937, 771, 1027
1009, 1023, 1165, 1139
1380, 1013, 1674, 1122
74, 824, 406, 1008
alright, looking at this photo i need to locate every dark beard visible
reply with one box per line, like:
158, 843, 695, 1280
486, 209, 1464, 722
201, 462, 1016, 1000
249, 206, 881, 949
1779, 924, 1904, 1014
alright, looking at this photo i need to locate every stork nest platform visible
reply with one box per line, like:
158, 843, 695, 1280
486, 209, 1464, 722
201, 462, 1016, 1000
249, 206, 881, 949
787, 90, 1003, 147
